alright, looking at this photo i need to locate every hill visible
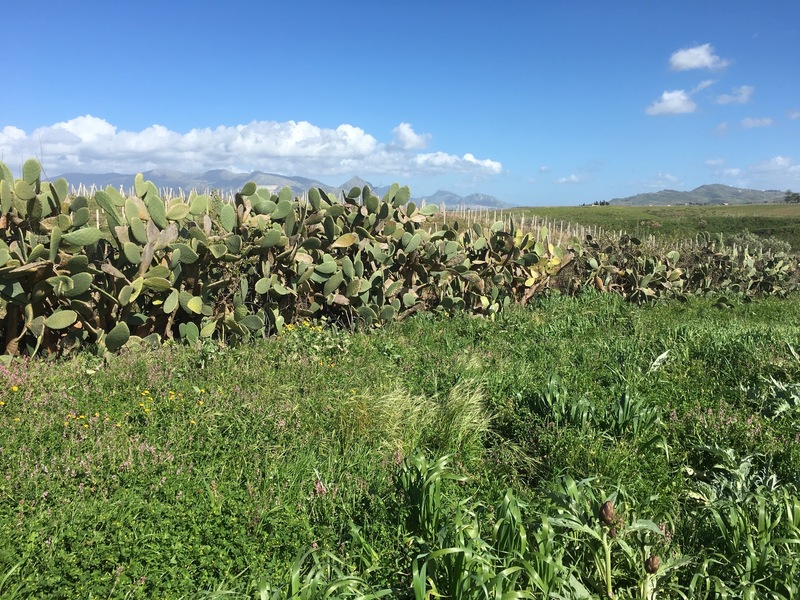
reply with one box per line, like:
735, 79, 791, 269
610, 184, 785, 206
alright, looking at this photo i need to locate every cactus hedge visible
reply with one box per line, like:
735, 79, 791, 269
1, 159, 798, 357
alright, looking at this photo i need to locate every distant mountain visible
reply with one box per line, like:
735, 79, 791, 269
54, 169, 509, 209
58, 172, 132, 190
59, 169, 334, 197
424, 189, 509, 210
610, 184, 785, 206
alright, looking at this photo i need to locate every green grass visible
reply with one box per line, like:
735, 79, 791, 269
1, 294, 800, 597
490, 203, 800, 250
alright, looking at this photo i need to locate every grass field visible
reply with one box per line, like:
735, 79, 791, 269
447, 202, 800, 251
2, 292, 800, 598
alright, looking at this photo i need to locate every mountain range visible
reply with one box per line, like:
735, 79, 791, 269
55, 169, 510, 210
53, 170, 787, 208
609, 184, 786, 206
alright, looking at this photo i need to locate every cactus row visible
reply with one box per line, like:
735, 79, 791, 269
1, 159, 798, 357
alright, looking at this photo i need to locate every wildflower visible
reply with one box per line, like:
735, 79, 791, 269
115, 423, 121, 428
11, 386, 18, 392
13, 417, 20, 422
190, 419, 196, 425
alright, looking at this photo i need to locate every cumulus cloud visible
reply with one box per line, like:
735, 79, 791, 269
392, 122, 431, 150
669, 43, 730, 71
741, 117, 772, 128
0, 115, 501, 179
646, 90, 696, 115
789, 110, 800, 120
411, 151, 502, 175
716, 85, 754, 105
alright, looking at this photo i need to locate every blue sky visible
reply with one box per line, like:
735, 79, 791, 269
2, 1, 799, 205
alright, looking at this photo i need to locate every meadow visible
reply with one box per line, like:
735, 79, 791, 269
449, 202, 800, 253
2, 161, 800, 597
2, 291, 800, 598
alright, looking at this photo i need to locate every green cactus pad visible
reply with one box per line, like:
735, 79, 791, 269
45, 309, 78, 330
144, 195, 168, 229
166, 202, 191, 221
61, 228, 102, 247
163, 289, 179, 313
141, 277, 172, 292
123, 242, 142, 264
260, 230, 282, 248
64, 272, 93, 298
220, 204, 236, 232
331, 233, 358, 249
105, 322, 130, 353
241, 182, 257, 197
14, 180, 36, 201
22, 159, 41, 185
255, 277, 271, 294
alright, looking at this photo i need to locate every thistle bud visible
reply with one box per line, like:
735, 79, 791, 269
599, 500, 615, 527
645, 555, 660, 574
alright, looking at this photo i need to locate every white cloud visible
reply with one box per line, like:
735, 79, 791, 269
707, 155, 800, 188
412, 151, 502, 175
669, 43, 730, 71
789, 110, 800, 120
0, 126, 27, 143
392, 122, 431, 150
646, 90, 697, 115
538, 165, 551, 173
705, 158, 725, 167
691, 79, 716, 93
751, 155, 799, 174
644, 172, 680, 188
555, 174, 583, 184
716, 85, 754, 105
741, 117, 772, 128
715, 122, 730, 135
0, 115, 501, 178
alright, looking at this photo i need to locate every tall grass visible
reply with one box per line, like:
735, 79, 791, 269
1, 293, 799, 597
